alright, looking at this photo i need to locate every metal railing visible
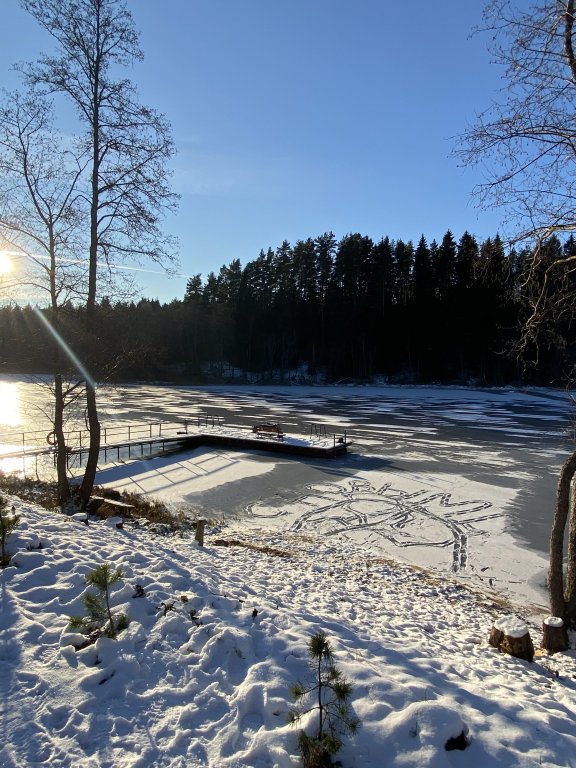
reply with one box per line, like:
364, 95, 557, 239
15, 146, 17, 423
0, 421, 181, 455
0, 416, 349, 477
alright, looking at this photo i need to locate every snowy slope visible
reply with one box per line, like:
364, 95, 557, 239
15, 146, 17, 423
2, 499, 576, 768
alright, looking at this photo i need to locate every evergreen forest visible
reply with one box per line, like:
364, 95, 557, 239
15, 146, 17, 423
2, 230, 575, 386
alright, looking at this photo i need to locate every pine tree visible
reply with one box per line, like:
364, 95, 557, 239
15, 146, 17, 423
289, 631, 359, 767
69, 563, 127, 639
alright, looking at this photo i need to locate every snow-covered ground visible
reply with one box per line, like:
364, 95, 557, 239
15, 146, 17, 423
2, 497, 576, 768
2, 382, 576, 766
93, 440, 550, 609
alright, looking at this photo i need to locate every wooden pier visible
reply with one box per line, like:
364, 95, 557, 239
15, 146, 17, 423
0, 417, 349, 475
174, 430, 349, 458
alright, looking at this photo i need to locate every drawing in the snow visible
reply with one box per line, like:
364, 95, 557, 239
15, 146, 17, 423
248, 480, 496, 574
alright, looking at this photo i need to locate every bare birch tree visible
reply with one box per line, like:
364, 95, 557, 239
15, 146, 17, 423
457, 0, 576, 624
0, 89, 88, 504
16, 0, 178, 508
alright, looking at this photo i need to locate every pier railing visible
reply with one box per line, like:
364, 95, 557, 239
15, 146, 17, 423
0, 420, 196, 476
0, 420, 188, 457
0, 416, 349, 476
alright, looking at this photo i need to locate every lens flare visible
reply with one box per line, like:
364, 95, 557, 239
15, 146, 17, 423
33, 308, 95, 389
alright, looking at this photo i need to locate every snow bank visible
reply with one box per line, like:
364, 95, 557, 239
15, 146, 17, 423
2, 499, 576, 767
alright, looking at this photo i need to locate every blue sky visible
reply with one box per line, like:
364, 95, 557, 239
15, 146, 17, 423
1, 1, 505, 303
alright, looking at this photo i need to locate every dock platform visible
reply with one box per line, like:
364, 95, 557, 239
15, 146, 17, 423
0, 419, 350, 474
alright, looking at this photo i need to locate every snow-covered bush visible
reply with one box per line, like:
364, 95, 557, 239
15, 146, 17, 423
289, 630, 359, 767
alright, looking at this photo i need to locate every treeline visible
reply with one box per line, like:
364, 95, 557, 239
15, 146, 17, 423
1, 230, 575, 385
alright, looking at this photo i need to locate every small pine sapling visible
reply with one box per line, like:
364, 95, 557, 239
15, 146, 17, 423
289, 631, 360, 767
69, 563, 128, 639
0, 497, 20, 567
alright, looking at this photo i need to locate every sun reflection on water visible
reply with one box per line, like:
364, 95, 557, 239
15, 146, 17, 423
0, 381, 22, 428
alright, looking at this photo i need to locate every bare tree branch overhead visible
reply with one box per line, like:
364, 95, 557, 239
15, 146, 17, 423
458, 0, 576, 625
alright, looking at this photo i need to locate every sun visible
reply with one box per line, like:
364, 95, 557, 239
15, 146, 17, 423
0, 251, 13, 275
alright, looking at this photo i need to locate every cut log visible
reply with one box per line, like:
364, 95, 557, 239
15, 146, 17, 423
488, 624, 505, 649
489, 616, 534, 662
541, 616, 568, 654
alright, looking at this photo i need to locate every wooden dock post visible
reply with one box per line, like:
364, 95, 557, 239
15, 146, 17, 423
195, 518, 207, 546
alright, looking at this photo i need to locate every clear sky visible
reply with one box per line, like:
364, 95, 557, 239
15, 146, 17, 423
1, 0, 505, 304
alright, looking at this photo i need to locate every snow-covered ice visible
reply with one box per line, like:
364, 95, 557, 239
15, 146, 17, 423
93, 446, 549, 608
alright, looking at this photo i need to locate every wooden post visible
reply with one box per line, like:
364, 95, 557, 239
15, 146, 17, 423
489, 616, 534, 662
195, 518, 207, 547
542, 616, 568, 653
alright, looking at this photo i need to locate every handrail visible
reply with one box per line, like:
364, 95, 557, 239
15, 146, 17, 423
0, 420, 351, 461
0, 420, 187, 454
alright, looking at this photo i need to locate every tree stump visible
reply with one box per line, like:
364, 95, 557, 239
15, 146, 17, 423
541, 616, 568, 654
195, 518, 207, 547
489, 616, 534, 662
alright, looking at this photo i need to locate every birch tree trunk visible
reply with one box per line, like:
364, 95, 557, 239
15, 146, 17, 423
549, 449, 576, 622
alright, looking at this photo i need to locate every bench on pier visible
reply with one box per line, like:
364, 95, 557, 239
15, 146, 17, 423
252, 423, 285, 440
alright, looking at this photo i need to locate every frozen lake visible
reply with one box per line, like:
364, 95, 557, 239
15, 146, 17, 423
1, 376, 573, 605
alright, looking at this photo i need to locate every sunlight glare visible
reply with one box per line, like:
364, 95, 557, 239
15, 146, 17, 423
0, 251, 13, 276
0, 382, 22, 427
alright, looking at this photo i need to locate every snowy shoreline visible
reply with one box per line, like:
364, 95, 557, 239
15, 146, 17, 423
3, 379, 575, 765
2, 497, 576, 767
91, 442, 551, 611
2, 376, 566, 607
